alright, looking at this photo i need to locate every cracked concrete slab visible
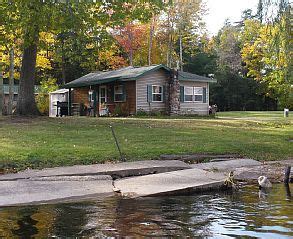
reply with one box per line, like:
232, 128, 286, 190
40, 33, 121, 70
0, 160, 191, 181
114, 168, 227, 198
0, 178, 114, 207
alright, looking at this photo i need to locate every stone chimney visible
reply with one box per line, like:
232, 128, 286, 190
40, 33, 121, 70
168, 69, 180, 115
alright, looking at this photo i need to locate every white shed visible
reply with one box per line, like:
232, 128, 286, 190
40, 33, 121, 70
49, 89, 69, 117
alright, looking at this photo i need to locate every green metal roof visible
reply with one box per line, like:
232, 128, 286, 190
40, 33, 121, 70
64, 64, 170, 88
178, 71, 217, 83
64, 64, 216, 88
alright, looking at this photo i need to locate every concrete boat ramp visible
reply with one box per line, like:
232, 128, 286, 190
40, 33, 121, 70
0, 159, 263, 206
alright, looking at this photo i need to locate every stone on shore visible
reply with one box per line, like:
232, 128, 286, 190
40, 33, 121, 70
193, 158, 293, 183
192, 158, 261, 172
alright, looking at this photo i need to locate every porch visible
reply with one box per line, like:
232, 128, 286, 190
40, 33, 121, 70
69, 80, 136, 117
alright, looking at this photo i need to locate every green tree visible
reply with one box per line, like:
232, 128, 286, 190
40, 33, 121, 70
241, 19, 292, 108
0, 1, 165, 116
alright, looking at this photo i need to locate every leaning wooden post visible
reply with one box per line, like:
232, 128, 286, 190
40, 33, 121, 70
109, 125, 125, 162
284, 166, 291, 184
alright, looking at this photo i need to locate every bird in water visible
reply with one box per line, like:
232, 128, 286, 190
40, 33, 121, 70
258, 176, 272, 189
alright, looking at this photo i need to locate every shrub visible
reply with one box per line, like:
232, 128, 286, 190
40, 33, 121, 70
136, 109, 148, 116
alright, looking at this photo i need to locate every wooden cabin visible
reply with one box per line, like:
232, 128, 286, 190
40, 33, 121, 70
64, 64, 216, 116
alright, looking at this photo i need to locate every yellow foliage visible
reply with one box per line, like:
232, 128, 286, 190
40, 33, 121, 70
36, 50, 52, 70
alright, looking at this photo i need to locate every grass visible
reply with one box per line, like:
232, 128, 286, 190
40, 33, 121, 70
0, 111, 292, 172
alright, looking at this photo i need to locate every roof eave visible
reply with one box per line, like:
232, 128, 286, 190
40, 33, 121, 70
64, 77, 121, 88
179, 78, 217, 83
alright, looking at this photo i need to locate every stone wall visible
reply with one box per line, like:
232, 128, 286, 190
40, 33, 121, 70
168, 70, 180, 115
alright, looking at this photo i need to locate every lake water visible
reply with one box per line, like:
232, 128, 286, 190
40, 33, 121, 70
0, 184, 292, 238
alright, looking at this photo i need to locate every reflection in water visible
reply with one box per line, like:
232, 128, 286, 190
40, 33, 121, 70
12, 208, 39, 238
0, 184, 292, 238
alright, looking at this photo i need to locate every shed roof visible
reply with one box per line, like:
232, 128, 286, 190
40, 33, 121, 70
64, 64, 216, 88
49, 89, 69, 94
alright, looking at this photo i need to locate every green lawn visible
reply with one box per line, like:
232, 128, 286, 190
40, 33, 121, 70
0, 111, 292, 172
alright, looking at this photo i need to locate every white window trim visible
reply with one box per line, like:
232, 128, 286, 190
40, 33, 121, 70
184, 86, 193, 102
152, 85, 163, 102
184, 86, 204, 103
114, 84, 125, 102
193, 87, 203, 103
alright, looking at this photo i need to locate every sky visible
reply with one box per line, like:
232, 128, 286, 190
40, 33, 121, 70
204, 0, 259, 35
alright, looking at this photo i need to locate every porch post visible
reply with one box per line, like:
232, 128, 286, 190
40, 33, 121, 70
93, 89, 97, 117
97, 85, 99, 117
68, 88, 72, 116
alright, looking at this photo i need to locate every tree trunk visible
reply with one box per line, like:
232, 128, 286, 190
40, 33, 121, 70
179, 32, 183, 71
61, 54, 66, 85
129, 31, 133, 66
16, 34, 40, 116
148, 16, 155, 66
61, 39, 66, 85
0, 64, 3, 116
8, 48, 14, 115
167, 8, 172, 67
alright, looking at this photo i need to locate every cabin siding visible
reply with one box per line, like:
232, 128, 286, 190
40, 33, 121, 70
126, 80, 136, 114
110, 80, 136, 115
73, 87, 88, 104
136, 69, 169, 113
180, 81, 209, 115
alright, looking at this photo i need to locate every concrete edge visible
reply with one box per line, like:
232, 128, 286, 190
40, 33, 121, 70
120, 181, 229, 198
0, 192, 114, 208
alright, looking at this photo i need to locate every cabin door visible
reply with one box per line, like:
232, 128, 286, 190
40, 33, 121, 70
99, 86, 107, 116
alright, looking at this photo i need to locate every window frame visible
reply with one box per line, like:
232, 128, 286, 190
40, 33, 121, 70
184, 86, 194, 102
183, 86, 204, 103
114, 84, 125, 102
193, 87, 203, 102
152, 85, 163, 102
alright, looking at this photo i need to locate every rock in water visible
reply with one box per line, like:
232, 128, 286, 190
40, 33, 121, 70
258, 176, 272, 188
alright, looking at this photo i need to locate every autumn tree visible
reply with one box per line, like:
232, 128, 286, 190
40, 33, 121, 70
252, 0, 292, 107
0, 1, 165, 116
158, 0, 206, 69
241, 18, 292, 108
113, 23, 148, 66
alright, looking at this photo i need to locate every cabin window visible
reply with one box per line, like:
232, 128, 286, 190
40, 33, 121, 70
194, 87, 203, 102
184, 87, 193, 102
114, 85, 125, 102
152, 85, 163, 102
